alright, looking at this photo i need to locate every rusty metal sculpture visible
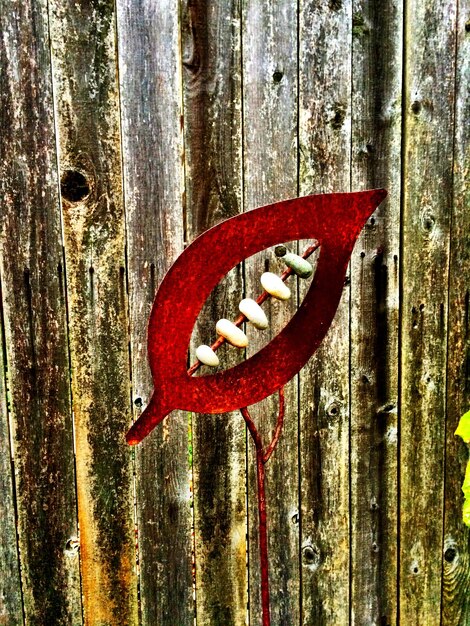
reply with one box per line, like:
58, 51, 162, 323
127, 189, 387, 626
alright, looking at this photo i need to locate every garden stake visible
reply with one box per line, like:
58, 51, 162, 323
126, 190, 388, 623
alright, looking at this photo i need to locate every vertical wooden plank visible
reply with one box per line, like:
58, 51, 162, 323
48, 1, 138, 623
242, 2, 299, 623
181, 2, 247, 623
442, 3, 470, 623
298, 1, 352, 623
0, 0, 81, 623
116, 1, 193, 624
400, 0, 456, 622
0, 276, 23, 623
349, 0, 402, 623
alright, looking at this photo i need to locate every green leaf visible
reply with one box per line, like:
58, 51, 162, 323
463, 461, 470, 528
455, 410, 470, 443
456, 410, 470, 528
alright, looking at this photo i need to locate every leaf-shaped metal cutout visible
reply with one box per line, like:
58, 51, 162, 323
127, 189, 387, 445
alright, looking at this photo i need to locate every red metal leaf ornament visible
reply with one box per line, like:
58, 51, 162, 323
127, 189, 387, 445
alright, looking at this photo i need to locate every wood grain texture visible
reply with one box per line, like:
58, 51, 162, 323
48, 0, 138, 623
181, 1, 247, 623
0, 275, 23, 624
1, 2, 470, 623
116, 1, 193, 623
441, 2, 470, 623
241, 1, 300, 623
298, 1, 352, 623
349, 0, 402, 623
400, 0, 457, 622
0, 0, 81, 623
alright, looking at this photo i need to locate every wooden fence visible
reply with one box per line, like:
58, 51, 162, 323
1, 0, 469, 624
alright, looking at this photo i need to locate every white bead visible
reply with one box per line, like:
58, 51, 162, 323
239, 298, 269, 329
215, 319, 248, 348
196, 344, 220, 367
260, 272, 291, 301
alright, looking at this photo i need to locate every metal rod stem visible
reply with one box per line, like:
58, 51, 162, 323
188, 242, 319, 376
256, 446, 270, 626
241, 388, 286, 626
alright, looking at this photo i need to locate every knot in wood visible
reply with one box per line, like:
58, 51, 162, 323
326, 401, 340, 419
444, 546, 457, 563
302, 545, 321, 569
60, 169, 90, 203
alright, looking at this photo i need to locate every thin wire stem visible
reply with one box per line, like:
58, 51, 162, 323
188, 242, 319, 376
263, 387, 285, 463
241, 387, 286, 626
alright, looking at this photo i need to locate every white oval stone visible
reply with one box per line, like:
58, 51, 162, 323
239, 298, 269, 330
196, 344, 220, 367
215, 319, 248, 348
260, 272, 291, 301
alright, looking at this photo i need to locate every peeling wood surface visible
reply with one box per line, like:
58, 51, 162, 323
0, 1, 81, 623
242, 1, 300, 623
442, 2, 470, 623
181, 1, 247, 624
0, 274, 23, 624
349, 0, 402, 623
48, 0, 138, 623
400, 0, 457, 623
117, 1, 193, 624
298, 1, 352, 623
0, 1, 469, 624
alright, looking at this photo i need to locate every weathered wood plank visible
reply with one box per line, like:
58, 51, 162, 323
116, 1, 193, 623
349, 0, 402, 623
48, 1, 138, 623
0, 275, 23, 623
441, 3, 470, 623
0, 1, 81, 623
298, 1, 352, 623
242, 1, 299, 623
400, 0, 457, 622
181, 2, 247, 623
